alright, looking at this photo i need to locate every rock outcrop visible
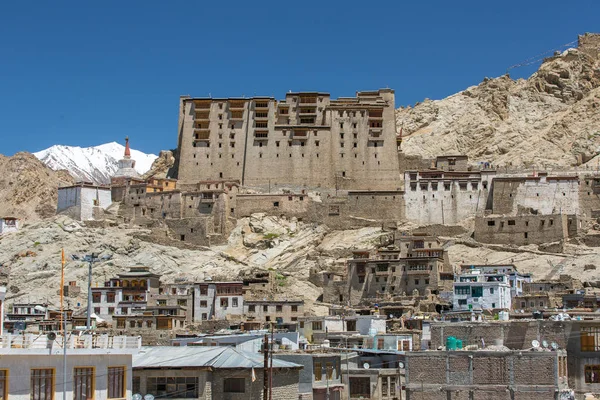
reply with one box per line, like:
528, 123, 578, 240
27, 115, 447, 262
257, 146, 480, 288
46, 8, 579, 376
0, 152, 74, 222
397, 33, 600, 168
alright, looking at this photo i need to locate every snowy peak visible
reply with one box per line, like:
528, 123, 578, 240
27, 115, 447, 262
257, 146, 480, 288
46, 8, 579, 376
34, 142, 158, 184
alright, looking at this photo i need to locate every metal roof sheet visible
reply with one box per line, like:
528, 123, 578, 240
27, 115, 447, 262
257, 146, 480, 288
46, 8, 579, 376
133, 346, 302, 369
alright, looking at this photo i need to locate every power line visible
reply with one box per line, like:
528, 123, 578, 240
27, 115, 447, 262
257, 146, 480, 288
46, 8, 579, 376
506, 39, 579, 74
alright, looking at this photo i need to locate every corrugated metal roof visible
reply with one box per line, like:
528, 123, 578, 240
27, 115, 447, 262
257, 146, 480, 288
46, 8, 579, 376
133, 346, 302, 369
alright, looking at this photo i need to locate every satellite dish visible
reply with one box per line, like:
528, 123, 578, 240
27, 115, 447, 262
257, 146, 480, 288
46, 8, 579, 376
398, 362, 405, 368
531, 340, 540, 348
542, 340, 549, 348
363, 363, 370, 369
133, 394, 142, 400
551, 342, 558, 350
47, 332, 57, 341
144, 395, 155, 400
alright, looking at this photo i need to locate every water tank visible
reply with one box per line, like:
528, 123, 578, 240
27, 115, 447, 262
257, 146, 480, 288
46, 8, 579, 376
456, 339, 463, 349
446, 336, 457, 351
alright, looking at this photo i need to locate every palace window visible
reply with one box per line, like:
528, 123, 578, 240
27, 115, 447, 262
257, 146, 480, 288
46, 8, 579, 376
581, 327, 600, 351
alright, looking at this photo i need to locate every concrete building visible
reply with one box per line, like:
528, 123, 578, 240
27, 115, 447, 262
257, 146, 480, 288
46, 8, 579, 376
243, 299, 304, 327
459, 264, 532, 297
133, 346, 302, 400
91, 266, 161, 322
0, 217, 19, 235
0, 334, 140, 400
176, 89, 402, 192
193, 281, 245, 322
404, 350, 571, 399
298, 315, 386, 344
57, 183, 112, 221
274, 353, 345, 400
453, 268, 512, 311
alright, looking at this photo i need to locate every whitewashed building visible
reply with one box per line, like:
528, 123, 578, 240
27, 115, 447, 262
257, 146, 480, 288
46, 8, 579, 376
193, 281, 244, 322
0, 334, 140, 400
0, 217, 19, 235
453, 269, 512, 311
459, 264, 532, 297
57, 183, 112, 221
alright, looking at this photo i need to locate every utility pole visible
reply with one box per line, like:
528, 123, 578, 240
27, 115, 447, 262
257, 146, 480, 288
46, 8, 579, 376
269, 322, 274, 400
86, 253, 97, 330
263, 334, 269, 400
62, 310, 67, 400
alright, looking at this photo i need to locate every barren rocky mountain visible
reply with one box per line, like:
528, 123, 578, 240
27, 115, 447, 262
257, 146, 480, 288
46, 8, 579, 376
396, 34, 600, 168
0, 152, 74, 222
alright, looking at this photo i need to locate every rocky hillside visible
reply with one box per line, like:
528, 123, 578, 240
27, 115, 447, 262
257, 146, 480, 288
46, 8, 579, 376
0, 152, 74, 222
0, 214, 384, 314
396, 33, 600, 168
3, 213, 600, 316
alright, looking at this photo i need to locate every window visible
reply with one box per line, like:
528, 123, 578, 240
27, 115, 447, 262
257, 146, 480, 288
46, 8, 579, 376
147, 376, 198, 398
107, 367, 125, 399
313, 321, 323, 331
585, 365, 600, 383
202, 313, 207, 320
263, 305, 268, 312
31, 369, 54, 400
314, 362, 322, 381
276, 305, 283, 312
200, 300, 207, 308
349, 377, 371, 398
220, 298, 229, 307
490, 288, 494, 294
471, 287, 483, 297
73, 367, 94, 400
508, 220, 516, 226
581, 327, 600, 351
223, 378, 245, 393
414, 279, 419, 285
455, 286, 470, 295
232, 298, 238, 307
326, 362, 334, 379
0, 370, 7, 400
248, 305, 255, 312
177, 299, 187, 306
291, 305, 298, 312
458, 299, 467, 305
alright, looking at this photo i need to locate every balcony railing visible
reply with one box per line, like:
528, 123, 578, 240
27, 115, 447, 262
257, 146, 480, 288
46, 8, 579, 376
0, 334, 141, 350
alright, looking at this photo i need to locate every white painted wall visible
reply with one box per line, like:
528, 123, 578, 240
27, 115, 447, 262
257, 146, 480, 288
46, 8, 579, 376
513, 178, 579, 215
355, 316, 387, 335
453, 282, 512, 311
57, 186, 112, 221
0, 287, 5, 335
0, 219, 19, 235
1, 353, 132, 400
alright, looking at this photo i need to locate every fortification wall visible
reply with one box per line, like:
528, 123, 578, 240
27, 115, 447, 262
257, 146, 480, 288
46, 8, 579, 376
491, 177, 580, 215
474, 214, 577, 245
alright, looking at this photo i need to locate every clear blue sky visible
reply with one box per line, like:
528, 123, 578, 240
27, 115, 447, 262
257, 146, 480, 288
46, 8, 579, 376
1, 0, 598, 156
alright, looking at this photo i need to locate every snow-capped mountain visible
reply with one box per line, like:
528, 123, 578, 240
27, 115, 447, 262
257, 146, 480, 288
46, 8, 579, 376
34, 142, 158, 184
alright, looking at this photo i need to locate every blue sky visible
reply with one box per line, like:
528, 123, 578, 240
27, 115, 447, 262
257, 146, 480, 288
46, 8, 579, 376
1, 0, 598, 156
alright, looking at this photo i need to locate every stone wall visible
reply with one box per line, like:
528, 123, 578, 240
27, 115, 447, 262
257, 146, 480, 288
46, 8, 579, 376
490, 176, 580, 215
404, 350, 565, 400
474, 214, 577, 245
177, 90, 402, 191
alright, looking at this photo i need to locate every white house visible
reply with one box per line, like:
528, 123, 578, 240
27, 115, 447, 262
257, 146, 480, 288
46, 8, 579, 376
193, 282, 244, 322
0, 334, 140, 400
460, 264, 532, 297
57, 183, 112, 221
0, 217, 19, 235
453, 269, 512, 311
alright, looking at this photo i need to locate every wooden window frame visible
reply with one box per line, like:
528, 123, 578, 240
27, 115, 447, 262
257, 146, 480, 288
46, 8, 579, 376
107, 366, 126, 399
31, 368, 55, 400
73, 367, 95, 400
0, 369, 8, 400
